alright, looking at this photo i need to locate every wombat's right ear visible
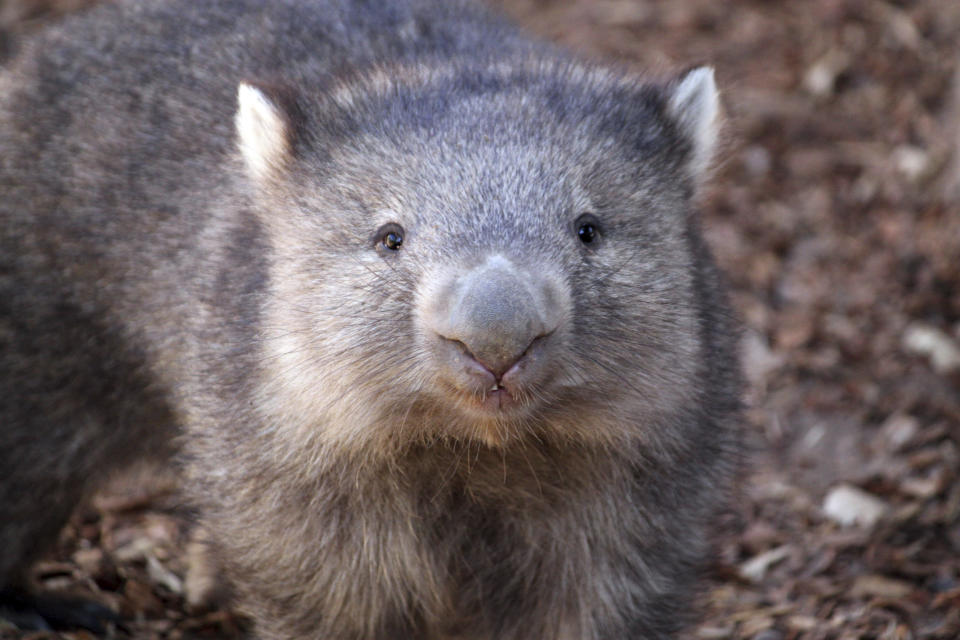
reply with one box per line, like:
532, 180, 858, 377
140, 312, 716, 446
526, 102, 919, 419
235, 81, 302, 181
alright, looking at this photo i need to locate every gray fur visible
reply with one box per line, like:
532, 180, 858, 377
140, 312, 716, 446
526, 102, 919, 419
0, 1, 742, 638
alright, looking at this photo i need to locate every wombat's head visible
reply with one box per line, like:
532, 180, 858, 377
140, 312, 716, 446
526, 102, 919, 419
235, 60, 720, 458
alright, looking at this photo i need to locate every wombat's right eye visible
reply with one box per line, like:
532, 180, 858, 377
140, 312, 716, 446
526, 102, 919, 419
376, 223, 404, 252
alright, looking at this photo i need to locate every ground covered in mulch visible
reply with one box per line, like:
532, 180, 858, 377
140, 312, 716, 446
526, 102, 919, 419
2, 0, 959, 638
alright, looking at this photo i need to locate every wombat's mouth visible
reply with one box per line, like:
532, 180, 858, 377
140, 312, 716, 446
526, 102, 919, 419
477, 385, 516, 412
426, 333, 562, 420
437, 377, 529, 417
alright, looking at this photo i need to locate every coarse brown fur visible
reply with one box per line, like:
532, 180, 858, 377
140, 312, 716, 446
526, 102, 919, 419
0, 1, 743, 638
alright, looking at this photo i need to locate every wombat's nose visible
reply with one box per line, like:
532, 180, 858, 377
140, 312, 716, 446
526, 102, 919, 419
433, 257, 560, 378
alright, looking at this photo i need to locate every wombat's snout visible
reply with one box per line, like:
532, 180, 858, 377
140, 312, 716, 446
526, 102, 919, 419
423, 256, 565, 397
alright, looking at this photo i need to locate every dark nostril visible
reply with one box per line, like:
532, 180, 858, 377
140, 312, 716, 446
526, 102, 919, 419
444, 337, 508, 378
443, 332, 551, 380
445, 338, 477, 364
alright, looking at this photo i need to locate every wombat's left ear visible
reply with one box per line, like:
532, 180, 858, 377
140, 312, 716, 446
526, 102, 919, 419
665, 66, 720, 181
235, 81, 304, 182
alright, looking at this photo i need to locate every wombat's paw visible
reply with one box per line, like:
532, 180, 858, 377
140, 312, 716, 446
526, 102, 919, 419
0, 587, 121, 634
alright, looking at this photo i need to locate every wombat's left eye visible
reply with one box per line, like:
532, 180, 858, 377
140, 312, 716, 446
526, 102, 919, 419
376, 223, 404, 251
574, 213, 600, 245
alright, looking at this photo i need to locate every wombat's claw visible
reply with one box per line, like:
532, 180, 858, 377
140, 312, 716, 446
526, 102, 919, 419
0, 587, 121, 635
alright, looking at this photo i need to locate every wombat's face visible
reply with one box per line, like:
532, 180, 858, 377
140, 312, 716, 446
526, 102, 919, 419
238, 62, 719, 456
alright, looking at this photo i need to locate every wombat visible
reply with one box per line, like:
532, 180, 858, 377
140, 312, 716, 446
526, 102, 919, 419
0, 0, 743, 638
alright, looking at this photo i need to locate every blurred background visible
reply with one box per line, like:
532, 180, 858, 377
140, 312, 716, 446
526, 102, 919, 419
2, 0, 959, 638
